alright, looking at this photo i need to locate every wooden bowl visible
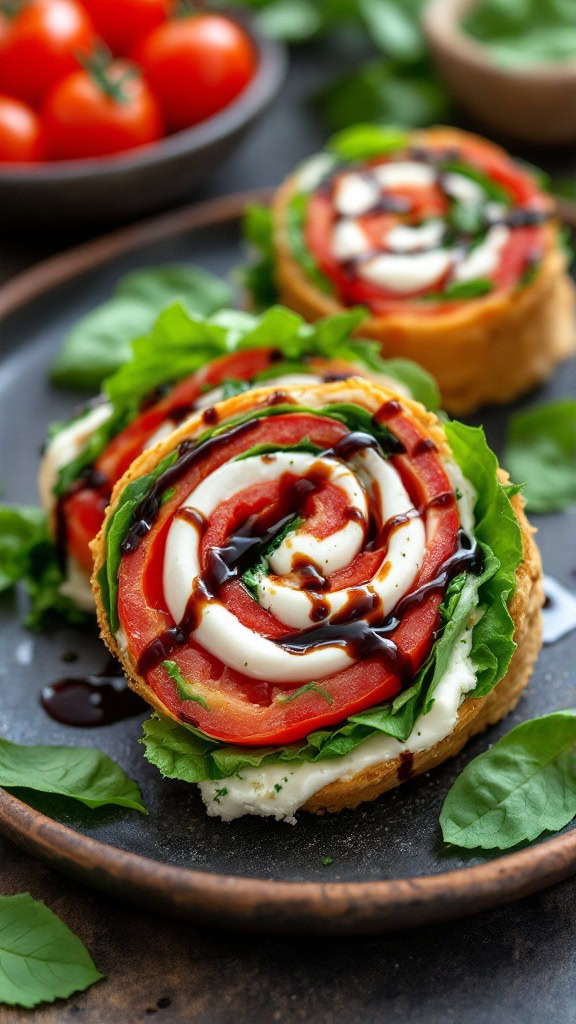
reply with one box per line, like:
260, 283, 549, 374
0, 17, 286, 226
423, 0, 576, 144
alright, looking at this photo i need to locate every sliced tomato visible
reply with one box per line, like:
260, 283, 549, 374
61, 486, 110, 574
116, 409, 460, 746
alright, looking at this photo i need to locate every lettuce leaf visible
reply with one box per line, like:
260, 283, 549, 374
327, 123, 409, 160
444, 421, 523, 697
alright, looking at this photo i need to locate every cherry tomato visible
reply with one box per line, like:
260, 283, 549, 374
132, 13, 257, 132
80, 0, 174, 55
0, 95, 45, 161
42, 56, 164, 159
0, 0, 96, 107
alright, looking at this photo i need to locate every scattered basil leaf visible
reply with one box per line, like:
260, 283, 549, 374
358, 0, 426, 61
276, 682, 334, 705
0, 505, 89, 630
242, 515, 304, 599
0, 893, 102, 1008
420, 278, 494, 301
315, 58, 451, 131
50, 265, 232, 391
440, 710, 576, 850
162, 661, 210, 710
463, 0, 576, 67
0, 736, 146, 812
504, 399, 576, 514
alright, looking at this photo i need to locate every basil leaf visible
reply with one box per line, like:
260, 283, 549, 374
441, 160, 511, 204
420, 278, 494, 301
276, 682, 334, 705
241, 514, 304, 599
0, 505, 89, 631
0, 893, 102, 1008
504, 398, 576, 513
315, 59, 451, 131
50, 265, 232, 391
358, 0, 426, 61
440, 710, 576, 850
256, 0, 321, 40
0, 736, 146, 812
241, 204, 277, 311
328, 122, 409, 161
161, 661, 210, 710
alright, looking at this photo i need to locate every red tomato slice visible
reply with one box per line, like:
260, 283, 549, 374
116, 409, 460, 746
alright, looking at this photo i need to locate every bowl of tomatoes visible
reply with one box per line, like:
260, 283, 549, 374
0, 0, 286, 223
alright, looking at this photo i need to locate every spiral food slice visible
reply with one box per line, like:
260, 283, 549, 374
40, 305, 436, 610
93, 378, 542, 820
271, 124, 576, 414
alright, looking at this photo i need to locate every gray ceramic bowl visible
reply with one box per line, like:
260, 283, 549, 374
0, 16, 286, 225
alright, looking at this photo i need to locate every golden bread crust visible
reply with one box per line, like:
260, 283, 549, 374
91, 379, 543, 813
272, 127, 576, 415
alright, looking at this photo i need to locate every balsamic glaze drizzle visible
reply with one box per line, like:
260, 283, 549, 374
41, 659, 143, 727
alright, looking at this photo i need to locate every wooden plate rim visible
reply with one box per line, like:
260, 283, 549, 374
1, 190, 576, 933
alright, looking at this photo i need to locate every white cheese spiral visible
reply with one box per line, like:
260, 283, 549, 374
162, 447, 426, 683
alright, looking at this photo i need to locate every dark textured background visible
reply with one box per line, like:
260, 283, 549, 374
1, 41, 576, 1023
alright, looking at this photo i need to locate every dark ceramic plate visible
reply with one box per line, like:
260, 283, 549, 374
0, 195, 575, 935
0, 17, 286, 227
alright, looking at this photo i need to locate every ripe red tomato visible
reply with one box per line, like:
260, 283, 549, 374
42, 56, 164, 159
0, 95, 45, 161
133, 13, 257, 132
80, 0, 174, 55
0, 0, 96, 107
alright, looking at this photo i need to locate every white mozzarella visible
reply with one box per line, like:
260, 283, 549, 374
358, 249, 452, 293
296, 153, 336, 192
199, 576, 479, 822
452, 225, 509, 282
331, 218, 370, 261
335, 173, 380, 216
373, 161, 435, 189
443, 172, 486, 204
384, 219, 444, 253
39, 402, 113, 513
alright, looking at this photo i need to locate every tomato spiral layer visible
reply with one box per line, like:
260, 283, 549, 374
113, 394, 481, 746
304, 134, 553, 316
56, 348, 382, 577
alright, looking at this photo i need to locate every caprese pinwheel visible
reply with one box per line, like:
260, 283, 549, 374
93, 377, 542, 821
265, 123, 576, 414
40, 303, 438, 611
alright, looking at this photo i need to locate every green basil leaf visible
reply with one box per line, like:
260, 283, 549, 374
359, 0, 425, 61
256, 0, 322, 40
242, 514, 304, 598
161, 660, 210, 710
328, 122, 409, 160
420, 278, 494, 301
0, 505, 89, 631
316, 59, 451, 131
275, 682, 334, 705
0, 736, 146, 812
504, 398, 576, 513
0, 893, 102, 1008
240, 204, 277, 311
50, 265, 232, 391
440, 710, 576, 850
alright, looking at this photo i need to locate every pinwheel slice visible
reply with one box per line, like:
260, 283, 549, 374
272, 125, 576, 414
93, 380, 484, 748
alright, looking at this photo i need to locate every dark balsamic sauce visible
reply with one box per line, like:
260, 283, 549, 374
202, 406, 218, 425
413, 437, 437, 456
40, 660, 143, 727
397, 750, 414, 781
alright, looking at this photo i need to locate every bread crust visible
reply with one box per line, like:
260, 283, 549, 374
272, 127, 576, 415
91, 379, 542, 813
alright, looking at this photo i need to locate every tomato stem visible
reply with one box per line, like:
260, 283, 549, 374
78, 45, 138, 105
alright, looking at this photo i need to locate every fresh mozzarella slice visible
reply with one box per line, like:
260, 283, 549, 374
332, 218, 370, 261
39, 401, 113, 513
452, 225, 509, 282
443, 172, 486, 204
358, 249, 452, 293
385, 219, 444, 253
335, 173, 380, 217
373, 161, 436, 189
